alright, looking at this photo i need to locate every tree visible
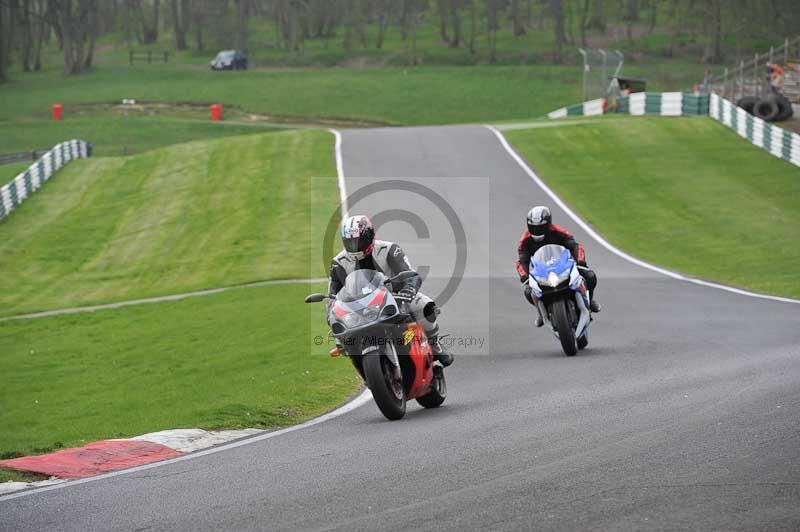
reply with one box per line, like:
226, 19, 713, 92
485, 0, 503, 64
448, 0, 463, 47
375, 0, 390, 49
549, 0, 566, 63
623, 0, 638, 42
585, 0, 603, 32
138, 0, 161, 45
235, 0, 250, 51
50, 0, 99, 74
701, 0, 722, 64
578, 0, 589, 47
343, 0, 367, 51
511, 0, 526, 35
436, 0, 449, 42
170, 0, 190, 50
191, 0, 211, 50
0, 0, 14, 82
467, 0, 477, 54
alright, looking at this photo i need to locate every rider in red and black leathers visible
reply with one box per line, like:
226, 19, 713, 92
516, 206, 600, 325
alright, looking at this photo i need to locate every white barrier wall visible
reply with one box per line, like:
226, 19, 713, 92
0, 140, 90, 221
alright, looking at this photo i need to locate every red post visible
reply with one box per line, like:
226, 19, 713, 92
52, 103, 63, 121
210, 104, 223, 121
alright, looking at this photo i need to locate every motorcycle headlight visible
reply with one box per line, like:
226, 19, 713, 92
342, 312, 363, 329
362, 306, 379, 322
534, 269, 571, 287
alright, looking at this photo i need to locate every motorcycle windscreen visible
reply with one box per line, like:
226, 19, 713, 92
530, 244, 572, 277
338, 269, 387, 303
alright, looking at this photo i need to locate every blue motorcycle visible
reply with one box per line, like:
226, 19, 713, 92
529, 244, 592, 356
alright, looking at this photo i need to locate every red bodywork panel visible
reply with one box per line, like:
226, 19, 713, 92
404, 322, 435, 400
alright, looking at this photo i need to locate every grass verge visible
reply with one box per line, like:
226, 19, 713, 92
504, 116, 800, 298
0, 469, 48, 484
2, 115, 281, 158
0, 129, 337, 316
0, 282, 359, 458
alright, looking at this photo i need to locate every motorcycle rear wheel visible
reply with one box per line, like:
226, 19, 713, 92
416, 366, 447, 409
552, 299, 578, 356
363, 352, 406, 420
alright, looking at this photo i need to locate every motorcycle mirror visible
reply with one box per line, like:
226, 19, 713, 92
386, 271, 418, 284
304, 293, 328, 303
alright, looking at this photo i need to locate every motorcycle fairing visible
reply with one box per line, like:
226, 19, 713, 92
403, 322, 435, 399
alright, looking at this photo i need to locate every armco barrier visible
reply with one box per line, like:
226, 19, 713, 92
547, 93, 710, 118
547, 92, 798, 168
710, 93, 800, 168
0, 140, 91, 221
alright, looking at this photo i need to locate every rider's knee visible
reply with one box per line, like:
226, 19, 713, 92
423, 301, 437, 323
581, 268, 597, 290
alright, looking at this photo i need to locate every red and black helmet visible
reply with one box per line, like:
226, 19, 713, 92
341, 215, 375, 260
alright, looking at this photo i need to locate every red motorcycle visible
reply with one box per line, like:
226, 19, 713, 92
305, 270, 446, 420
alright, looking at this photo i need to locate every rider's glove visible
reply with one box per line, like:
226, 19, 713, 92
395, 285, 417, 303
523, 283, 535, 304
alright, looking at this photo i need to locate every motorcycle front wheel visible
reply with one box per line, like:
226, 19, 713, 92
552, 299, 578, 356
363, 351, 406, 420
416, 366, 447, 409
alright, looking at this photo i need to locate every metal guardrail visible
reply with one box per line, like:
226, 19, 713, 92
0, 140, 91, 221
129, 50, 169, 65
706, 36, 800, 103
0, 150, 50, 166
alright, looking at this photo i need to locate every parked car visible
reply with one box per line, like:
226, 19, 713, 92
210, 50, 248, 71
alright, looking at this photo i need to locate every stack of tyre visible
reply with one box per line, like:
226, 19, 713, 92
737, 94, 794, 122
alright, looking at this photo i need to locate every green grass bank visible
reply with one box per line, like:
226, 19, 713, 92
505, 116, 800, 298
0, 129, 337, 316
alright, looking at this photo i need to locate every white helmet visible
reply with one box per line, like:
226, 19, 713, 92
526, 206, 552, 242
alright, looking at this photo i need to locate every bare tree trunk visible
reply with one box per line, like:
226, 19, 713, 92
137, 0, 161, 44
235, 0, 249, 51
566, 0, 575, 44
288, 0, 299, 52
436, 0, 449, 42
401, 0, 424, 64
375, 0, 389, 49
586, 0, 604, 32
468, 0, 476, 54
54, 0, 98, 75
0, 0, 12, 82
624, 0, 638, 42
33, 0, 48, 71
647, 0, 657, 32
702, 0, 722, 64
18, 0, 34, 72
449, 0, 462, 47
550, 0, 566, 63
84, 3, 97, 69
171, 0, 190, 50
512, 0, 526, 35
400, 0, 410, 41
579, 0, 588, 46
486, 0, 499, 64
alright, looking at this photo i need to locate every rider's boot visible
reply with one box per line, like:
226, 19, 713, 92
589, 290, 601, 313
430, 334, 454, 367
535, 305, 545, 327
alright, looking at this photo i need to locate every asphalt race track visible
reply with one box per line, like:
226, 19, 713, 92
2, 125, 799, 531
